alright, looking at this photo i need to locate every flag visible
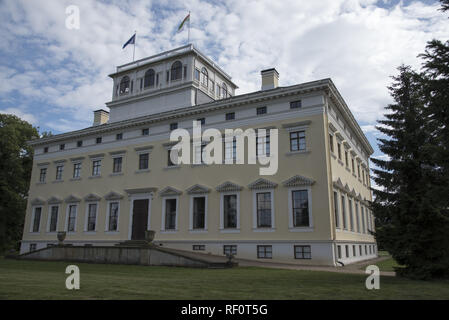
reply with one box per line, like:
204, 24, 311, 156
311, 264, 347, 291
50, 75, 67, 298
122, 33, 136, 49
177, 13, 190, 33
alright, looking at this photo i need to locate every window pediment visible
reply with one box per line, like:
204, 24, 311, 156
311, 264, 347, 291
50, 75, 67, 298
159, 186, 182, 197
104, 191, 123, 200
282, 175, 315, 187
65, 195, 81, 203
31, 197, 46, 205
186, 184, 210, 194
248, 178, 278, 190
333, 178, 345, 190
216, 181, 243, 192
47, 196, 62, 204
84, 193, 101, 202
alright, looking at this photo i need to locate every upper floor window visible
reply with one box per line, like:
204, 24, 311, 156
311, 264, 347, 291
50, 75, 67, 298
224, 137, 237, 162
92, 160, 101, 176
113, 157, 122, 173
170, 122, 178, 131
201, 68, 208, 87
290, 100, 302, 109
39, 168, 47, 183
73, 163, 81, 179
59, 144, 65, 150
329, 134, 334, 153
55, 165, 63, 181
290, 131, 306, 151
225, 112, 235, 121
144, 69, 155, 88
119, 76, 130, 95
96, 137, 102, 144
257, 106, 267, 115
194, 68, 200, 81
197, 118, 205, 126
139, 153, 149, 170
222, 83, 228, 98
171, 61, 183, 81
44, 147, 48, 153
337, 143, 342, 160
256, 133, 270, 156
116, 133, 123, 140
77, 140, 83, 147
216, 83, 221, 96
142, 128, 149, 136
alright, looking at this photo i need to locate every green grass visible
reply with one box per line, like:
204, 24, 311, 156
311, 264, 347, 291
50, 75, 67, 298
0, 258, 448, 300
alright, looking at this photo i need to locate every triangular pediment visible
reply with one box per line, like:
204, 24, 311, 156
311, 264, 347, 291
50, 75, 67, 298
344, 183, 351, 193
350, 188, 357, 197
248, 178, 278, 190
159, 186, 182, 197
84, 193, 101, 202
65, 195, 81, 203
282, 175, 315, 187
104, 191, 123, 200
216, 181, 243, 192
333, 178, 345, 190
186, 184, 210, 194
47, 196, 62, 204
31, 197, 46, 205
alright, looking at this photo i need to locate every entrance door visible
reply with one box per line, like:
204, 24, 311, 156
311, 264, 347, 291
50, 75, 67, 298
131, 199, 149, 240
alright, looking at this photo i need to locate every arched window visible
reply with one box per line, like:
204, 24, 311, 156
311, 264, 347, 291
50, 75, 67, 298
171, 61, 182, 81
119, 76, 130, 95
222, 83, 228, 98
201, 67, 208, 87
144, 69, 155, 88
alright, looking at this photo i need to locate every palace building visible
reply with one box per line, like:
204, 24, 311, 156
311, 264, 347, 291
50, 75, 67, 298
20, 44, 377, 265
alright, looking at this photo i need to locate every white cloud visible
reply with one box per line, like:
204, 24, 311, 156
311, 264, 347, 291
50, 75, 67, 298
0, 107, 37, 124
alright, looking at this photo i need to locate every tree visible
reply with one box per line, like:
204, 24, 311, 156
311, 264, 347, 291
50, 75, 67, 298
0, 114, 39, 253
371, 65, 449, 279
440, 0, 449, 12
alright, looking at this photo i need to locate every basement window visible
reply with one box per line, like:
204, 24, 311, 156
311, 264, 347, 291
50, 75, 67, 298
192, 245, 205, 251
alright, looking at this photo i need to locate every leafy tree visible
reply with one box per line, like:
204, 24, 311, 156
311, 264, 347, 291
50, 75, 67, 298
0, 114, 39, 253
440, 0, 449, 12
371, 65, 449, 279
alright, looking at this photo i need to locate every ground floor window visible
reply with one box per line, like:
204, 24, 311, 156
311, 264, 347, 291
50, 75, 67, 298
87, 203, 97, 231
193, 245, 205, 251
165, 198, 177, 230
353, 245, 356, 257
67, 205, 77, 232
257, 245, 272, 259
359, 245, 363, 256
223, 245, 237, 256
292, 190, 309, 227
337, 245, 342, 259
294, 245, 311, 259
345, 245, 349, 258
192, 197, 206, 229
108, 202, 119, 231
223, 194, 237, 229
49, 206, 58, 232
29, 243, 37, 252
256, 192, 272, 228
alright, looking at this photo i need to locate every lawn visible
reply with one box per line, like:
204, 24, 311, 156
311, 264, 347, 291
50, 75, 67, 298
0, 257, 448, 300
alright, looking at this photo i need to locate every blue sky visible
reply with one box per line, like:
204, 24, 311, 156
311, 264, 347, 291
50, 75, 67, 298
0, 0, 448, 182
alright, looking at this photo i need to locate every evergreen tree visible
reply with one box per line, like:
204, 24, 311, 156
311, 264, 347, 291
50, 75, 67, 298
371, 65, 448, 279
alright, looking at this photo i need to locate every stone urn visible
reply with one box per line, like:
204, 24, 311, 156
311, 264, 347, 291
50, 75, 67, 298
57, 231, 66, 245
145, 230, 156, 243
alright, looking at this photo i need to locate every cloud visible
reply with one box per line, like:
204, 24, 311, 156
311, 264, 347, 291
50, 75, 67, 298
0, 107, 37, 124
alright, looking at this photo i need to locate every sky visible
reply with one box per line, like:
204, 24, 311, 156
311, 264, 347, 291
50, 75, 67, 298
0, 0, 448, 174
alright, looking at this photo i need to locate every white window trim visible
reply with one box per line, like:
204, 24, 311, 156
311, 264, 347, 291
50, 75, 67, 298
219, 191, 240, 233
65, 203, 78, 233
127, 193, 152, 240
161, 196, 179, 233
72, 161, 82, 179
30, 206, 43, 233
288, 186, 313, 232
111, 154, 124, 174
55, 164, 64, 181
252, 189, 275, 232
189, 194, 208, 233
91, 158, 102, 177
46, 205, 59, 233
84, 201, 99, 233
105, 200, 120, 233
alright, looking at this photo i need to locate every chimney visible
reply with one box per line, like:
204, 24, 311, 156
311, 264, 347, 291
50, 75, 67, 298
261, 68, 279, 90
93, 109, 109, 126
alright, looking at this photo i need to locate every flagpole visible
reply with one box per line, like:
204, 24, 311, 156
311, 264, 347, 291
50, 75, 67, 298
133, 31, 136, 62
188, 11, 190, 44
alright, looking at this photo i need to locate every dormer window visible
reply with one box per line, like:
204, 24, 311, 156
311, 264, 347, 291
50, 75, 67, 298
144, 69, 155, 88
119, 76, 130, 95
171, 61, 182, 81
201, 68, 208, 87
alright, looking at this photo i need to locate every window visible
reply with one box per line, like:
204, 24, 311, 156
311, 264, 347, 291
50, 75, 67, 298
359, 245, 363, 256
87, 203, 97, 231
156, 73, 159, 86
224, 245, 237, 256
337, 143, 342, 160
139, 153, 149, 170
365, 245, 368, 255
222, 83, 228, 98
361, 206, 366, 233
165, 199, 177, 230
166, 71, 169, 83
329, 134, 334, 153
257, 245, 272, 259
44, 147, 48, 153
167, 150, 175, 167
294, 245, 311, 259
194, 144, 206, 164
113, 157, 122, 173
192, 197, 206, 229
144, 69, 155, 88
32, 207, 42, 232
341, 195, 347, 229
184, 65, 187, 79
216, 83, 221, 97
362, 169, 366, 184
171, 61, 182, 81
193, 245, 205, 251
49, 206, 58, 232
29, 244, 37, 252
210, 80, 215, 92
223, 194, 237, 229
292, 190, 309, 227
67, 205, 77, 232
201, 67, 208, 87
96, 137, 102, 144
55, 165, 63, 181
197, 118, 205, 125
337, 245, 342, 259
256, 132, 270, 156
345, 245, 349, 258
170, 122, 178, 131
77, 140, 83, 147
119, 76, 130, 95
290, 131, 306, 151
357, 164, 361, 178
351, 158, 355, 173
60, 144, 65, 150
225, 112, 235, 121
256, 192, 272, 228
345, 151, 349, 167
290, 100, 302, 109
349, 199, 354, 231
92, 160, 101, 176
108, 202, 119, 231
355, 203, 360, 233
333, 191, 340, 228
73, 163, 81, 179
353, 245, 357, 257
257, 106, 267, 115
194, 68, 200, 81
39, 168, 47, 183
116, 133, 123, 140
224, 137, 237, 162
142, 128, 149, 136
